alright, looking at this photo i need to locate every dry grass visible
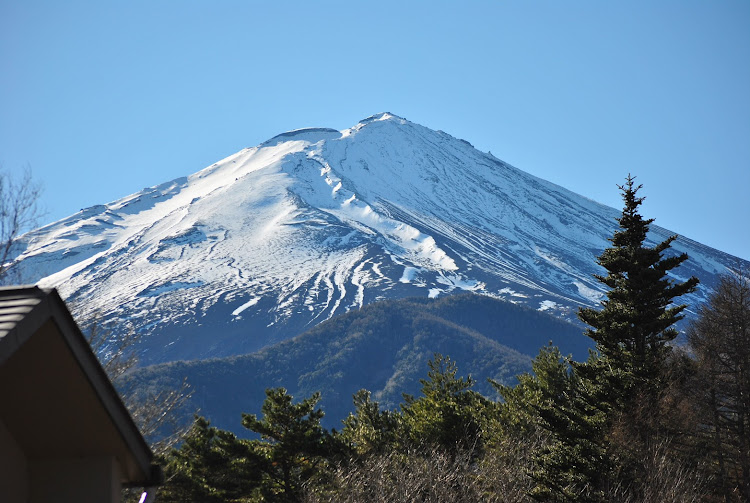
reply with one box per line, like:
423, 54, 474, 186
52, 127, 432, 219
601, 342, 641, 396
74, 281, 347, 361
303, 437, 539, 503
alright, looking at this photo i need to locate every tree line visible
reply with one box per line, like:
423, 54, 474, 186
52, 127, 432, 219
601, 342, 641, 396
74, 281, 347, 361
152, 176, 749, 502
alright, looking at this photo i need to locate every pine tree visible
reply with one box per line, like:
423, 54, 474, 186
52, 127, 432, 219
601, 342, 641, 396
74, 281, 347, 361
496, 345, 610, 502
526, 176, 699, 501
565, 175, 700, 499
340, 389, 401, 455
577, 174, 698, 413
400, 353, 492, 453
493, 344, 572, 437
242, 388, 337, 502
159, 416, 260, 502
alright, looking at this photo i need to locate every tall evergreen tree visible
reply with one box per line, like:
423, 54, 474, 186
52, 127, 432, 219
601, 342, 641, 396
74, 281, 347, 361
529, 176, 699, 501
577, 174, 698, 413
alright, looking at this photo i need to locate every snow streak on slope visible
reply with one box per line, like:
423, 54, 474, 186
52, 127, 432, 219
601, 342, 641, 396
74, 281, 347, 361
10, 113, 747, 364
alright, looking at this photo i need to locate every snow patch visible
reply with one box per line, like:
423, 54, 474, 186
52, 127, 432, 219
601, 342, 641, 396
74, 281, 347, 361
436, 274, 484, 292
498, 287, 529, 299
574, 281, 603, 303
400, 266, 420, 283
539, 300, 559, 311
232, 297, 261, 316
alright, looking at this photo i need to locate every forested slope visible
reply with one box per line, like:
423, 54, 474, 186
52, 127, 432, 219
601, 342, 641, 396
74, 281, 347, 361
122, 293, 589, 431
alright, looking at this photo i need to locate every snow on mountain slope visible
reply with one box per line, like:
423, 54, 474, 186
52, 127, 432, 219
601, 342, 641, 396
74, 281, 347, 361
10, 113, 745, 364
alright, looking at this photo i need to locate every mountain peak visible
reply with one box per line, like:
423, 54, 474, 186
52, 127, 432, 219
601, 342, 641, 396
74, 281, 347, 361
10, 114, 745, 365
261, 113, 405, 148
358, 112, 405, 124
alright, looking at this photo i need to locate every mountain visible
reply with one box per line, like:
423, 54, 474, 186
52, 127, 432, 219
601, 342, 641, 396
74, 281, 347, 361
10, 112, 745, 365
122, 293, 590, 431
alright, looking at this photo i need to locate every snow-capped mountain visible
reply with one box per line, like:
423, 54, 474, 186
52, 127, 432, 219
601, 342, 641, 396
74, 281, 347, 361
10, 113, 743, 364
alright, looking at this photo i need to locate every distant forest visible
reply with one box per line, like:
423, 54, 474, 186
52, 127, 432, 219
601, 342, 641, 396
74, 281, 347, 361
123, 290, 591, 433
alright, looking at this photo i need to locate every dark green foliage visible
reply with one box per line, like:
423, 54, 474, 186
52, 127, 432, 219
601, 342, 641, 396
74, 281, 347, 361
156, 343, 714, 502
494, 344, 570, 436
242, 388, 339, 502
577, 175, 698, 409
400, 354, 493, 453
572, 177, 700, 497
523, 176, 700, 501
160, 389, 341, 502
532, 354, 610, 502
159, 416, 260, 502
340, 389, 400, 455
495, 345, 609, 502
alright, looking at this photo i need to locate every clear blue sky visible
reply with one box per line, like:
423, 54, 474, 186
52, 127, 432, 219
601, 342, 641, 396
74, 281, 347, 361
2, 1, 748, 260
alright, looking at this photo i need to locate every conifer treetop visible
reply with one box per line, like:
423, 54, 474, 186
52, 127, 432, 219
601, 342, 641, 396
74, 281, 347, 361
578, 174, 699, 383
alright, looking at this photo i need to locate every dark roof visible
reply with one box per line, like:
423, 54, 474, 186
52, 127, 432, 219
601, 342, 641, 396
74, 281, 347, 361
0, 285, 161, 486
0, 285, 48, 363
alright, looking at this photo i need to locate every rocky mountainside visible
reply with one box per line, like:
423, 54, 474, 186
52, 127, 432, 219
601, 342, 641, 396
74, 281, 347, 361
10, 113, 743, 365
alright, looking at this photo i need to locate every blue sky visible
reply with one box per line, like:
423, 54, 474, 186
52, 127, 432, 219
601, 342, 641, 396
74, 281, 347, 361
2, 1, 749, 260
